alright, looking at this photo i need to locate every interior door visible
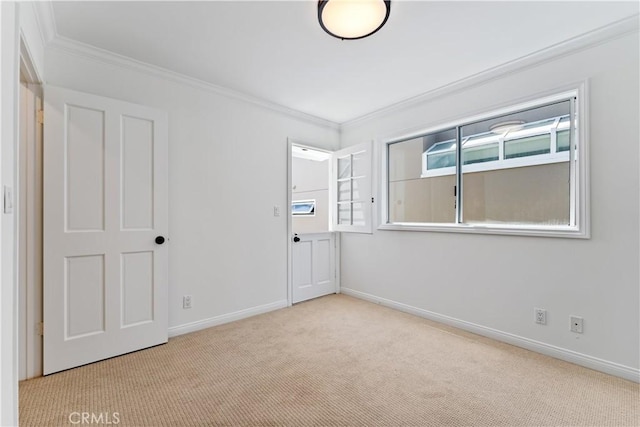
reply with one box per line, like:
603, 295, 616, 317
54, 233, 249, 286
292, 232, 336, 303
332, 141, 373, 233
43, 85, 169, 375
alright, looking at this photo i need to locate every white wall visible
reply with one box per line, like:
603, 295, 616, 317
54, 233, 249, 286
339, 31, 639, 379
44, 45, 340, 332
18, 2, 46, 83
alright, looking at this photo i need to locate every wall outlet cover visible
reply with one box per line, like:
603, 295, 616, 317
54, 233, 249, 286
534, 308, 547, 325
183, 295, 192, 309
570, 316, 583, 333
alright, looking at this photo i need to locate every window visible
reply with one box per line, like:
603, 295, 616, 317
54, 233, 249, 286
422, 114, 571, 178
331, 141, 374, 234
292, 200, 316, 216
382, 90, 588, 237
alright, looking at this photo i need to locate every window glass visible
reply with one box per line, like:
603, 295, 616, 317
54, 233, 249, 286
504, 134, 550, 159
292, 200, 316, 216
426, 140, 456, 170
332, 141, 373, 233
462, 134, 499, 165
461, 100, 571, 225
385, 96, 578, 232
557, 116, 571, 152
388, 129, 456, 223
352, 151, 367, 177
352, 202, 366, 226
337, 157, 350, 179
557, 131, 570, 152
505, 117, 556, 138
463, 144, 499, 164
338, 180, 351, 202
338, 203, 350, 224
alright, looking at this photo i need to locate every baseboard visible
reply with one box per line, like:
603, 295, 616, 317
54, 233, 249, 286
341, 288, 640, 383
168, 299, 288, 338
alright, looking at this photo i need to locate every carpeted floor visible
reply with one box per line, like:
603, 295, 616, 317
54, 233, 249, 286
20, 294, 639, 426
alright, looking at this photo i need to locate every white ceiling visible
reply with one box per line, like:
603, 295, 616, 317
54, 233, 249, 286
51, 1, 639, 124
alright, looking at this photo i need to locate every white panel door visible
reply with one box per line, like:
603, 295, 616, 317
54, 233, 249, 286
292, 232, 336, 303
43, 85, 168, 375
332, 141, 373, 233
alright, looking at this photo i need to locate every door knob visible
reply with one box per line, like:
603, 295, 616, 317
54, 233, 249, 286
293, 234, 300, 243
155, 236, 165, 245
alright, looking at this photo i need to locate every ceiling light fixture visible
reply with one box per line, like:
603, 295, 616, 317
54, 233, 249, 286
318, 0, 391, 40
489, 120, 526, 134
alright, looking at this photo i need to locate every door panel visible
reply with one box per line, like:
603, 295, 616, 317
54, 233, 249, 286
66, 106, 105, 231
121, 116, 154, 230
66, 255, 105, 338
292, 233, 335, 303
315, 239, 331, 284
43, 85, 168, 374
293, 240, 313, 289
121, 251, 154, 327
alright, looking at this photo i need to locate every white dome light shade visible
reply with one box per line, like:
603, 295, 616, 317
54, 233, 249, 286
318, 0, 391, 40
489, 120, 526, 134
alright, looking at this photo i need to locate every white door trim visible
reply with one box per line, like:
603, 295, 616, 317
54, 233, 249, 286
3, 9, 44, 423
287, 140, 292, 306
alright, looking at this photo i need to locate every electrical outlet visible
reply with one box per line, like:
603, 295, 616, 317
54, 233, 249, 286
183, 295, 192, 309
570, 316, 583, 333
534, 308, 546, 325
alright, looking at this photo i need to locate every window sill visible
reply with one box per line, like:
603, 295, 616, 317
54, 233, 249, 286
377, 222, 589, 239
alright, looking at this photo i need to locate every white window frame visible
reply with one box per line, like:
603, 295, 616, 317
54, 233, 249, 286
332, 141, 374, 233
379, 86, 590, 239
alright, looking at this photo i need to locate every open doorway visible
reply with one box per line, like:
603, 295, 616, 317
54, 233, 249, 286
288, 142, 338, 305
18, 64, 43, 381
291, 144, 331, 234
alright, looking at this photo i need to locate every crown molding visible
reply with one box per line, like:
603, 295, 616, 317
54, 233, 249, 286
46, 36, 340, 131
341, 14, 640, 129
32, 0, 57, 45
34, 5, 638, 132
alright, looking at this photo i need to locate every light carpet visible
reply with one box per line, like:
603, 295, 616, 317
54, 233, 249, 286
19, 294, 639, 426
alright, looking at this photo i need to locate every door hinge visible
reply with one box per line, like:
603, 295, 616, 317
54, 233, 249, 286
37, 322, 44, 336
36, 109, 44, 125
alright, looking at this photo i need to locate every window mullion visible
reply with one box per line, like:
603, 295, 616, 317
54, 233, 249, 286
569, 98, 577, 227
350, 154, 355, 225
551, 117, 560, 154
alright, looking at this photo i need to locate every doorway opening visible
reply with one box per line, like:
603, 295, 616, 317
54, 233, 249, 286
287, 142, 339, 305
291, 144, 331, 234
18, 60, 44, 381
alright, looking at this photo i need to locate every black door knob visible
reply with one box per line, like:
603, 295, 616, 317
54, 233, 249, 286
293, 234, 300, 243
155, 236, 165, 245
